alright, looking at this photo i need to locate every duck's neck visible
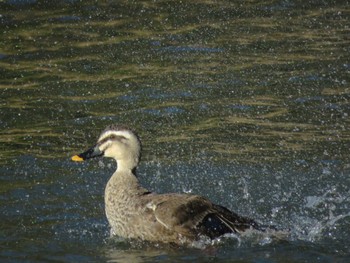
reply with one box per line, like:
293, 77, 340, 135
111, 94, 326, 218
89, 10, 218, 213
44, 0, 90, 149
115, 157, 139, 173
113, 166, 137, 182
107, 165, 148, 196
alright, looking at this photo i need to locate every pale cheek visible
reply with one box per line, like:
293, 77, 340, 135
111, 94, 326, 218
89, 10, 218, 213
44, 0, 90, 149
99, 143, 112, 157
106, 144, 124, 159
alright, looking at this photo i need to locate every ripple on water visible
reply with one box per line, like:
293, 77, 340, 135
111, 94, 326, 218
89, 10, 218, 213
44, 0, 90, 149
6, 0, 37, 5
158, 46, 224, 54
49, 15, 81, 23
140, 106, 186, 116
288, 75, 324, 83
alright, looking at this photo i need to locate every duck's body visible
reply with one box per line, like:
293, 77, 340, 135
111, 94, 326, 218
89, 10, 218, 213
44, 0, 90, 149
72, 125, 262, 246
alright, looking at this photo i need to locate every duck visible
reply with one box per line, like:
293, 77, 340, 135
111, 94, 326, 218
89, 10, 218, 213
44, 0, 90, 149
71, 124, 265, 246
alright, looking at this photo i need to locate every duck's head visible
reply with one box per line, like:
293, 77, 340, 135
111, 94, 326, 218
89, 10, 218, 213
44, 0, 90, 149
72, 125, 141, 170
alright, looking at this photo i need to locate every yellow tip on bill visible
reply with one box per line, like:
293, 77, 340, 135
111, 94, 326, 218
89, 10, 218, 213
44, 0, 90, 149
71, 155, 84, 162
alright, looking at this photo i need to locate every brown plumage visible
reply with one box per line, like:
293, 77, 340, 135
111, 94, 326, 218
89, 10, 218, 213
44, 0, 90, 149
72, 125, 263, 246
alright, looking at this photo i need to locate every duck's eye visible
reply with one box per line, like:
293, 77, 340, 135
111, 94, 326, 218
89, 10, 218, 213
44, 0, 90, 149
107, 134, 118, 141
99, 134, 127, 145
110, 135, 128, 142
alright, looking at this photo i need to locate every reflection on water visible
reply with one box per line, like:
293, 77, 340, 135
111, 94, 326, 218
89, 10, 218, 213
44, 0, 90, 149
0, 0, 349, 262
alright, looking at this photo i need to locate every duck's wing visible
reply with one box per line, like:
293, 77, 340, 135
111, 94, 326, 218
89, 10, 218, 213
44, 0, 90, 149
198, 203, 261, 239
143, 193, 260, 239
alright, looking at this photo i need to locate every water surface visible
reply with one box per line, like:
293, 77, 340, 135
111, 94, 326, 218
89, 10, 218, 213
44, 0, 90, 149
1, 0, 349, 262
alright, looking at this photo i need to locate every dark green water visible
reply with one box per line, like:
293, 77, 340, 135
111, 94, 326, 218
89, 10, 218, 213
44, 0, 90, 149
1, 0, 349, 262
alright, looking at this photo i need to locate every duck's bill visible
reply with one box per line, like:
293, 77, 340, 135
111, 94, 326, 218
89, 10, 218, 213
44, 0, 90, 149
71, 145, 103, 162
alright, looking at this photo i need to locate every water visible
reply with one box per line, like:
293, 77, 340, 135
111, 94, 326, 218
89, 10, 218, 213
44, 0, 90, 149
1, 0, 349, 262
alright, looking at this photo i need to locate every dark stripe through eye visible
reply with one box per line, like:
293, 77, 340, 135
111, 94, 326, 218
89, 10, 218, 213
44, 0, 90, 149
98, 134, 127, 145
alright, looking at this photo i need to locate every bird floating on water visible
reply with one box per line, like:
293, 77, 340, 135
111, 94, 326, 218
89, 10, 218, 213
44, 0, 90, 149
71, 124, 267, 246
